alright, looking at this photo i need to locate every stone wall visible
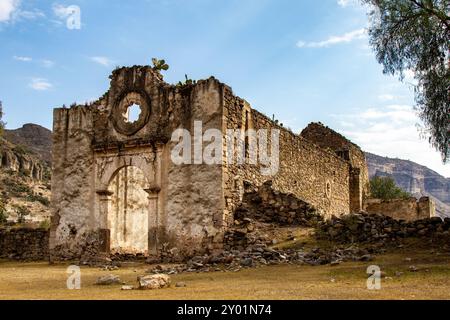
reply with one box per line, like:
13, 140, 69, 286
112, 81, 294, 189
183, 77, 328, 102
0, 227, 49, 260
301, 122, 370, 212
222, 88, 352, 223
50, 106, 97, 261
51, 66, 225, 261
317, 212, 448, 243
365, 197, 435, 222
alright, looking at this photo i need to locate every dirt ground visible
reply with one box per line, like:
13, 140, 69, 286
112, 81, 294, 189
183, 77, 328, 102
0, 246, 449, 300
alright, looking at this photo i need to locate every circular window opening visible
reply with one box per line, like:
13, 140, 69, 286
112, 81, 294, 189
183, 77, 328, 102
124, 103, 142, 123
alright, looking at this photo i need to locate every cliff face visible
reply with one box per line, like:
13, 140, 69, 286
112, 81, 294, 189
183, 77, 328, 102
0, 125, 52, 225
3, 124, 52, 165
365, 152, 450, 217
0, 139, 46, 180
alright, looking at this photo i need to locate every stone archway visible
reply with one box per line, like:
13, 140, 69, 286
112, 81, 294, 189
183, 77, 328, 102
94, 147, 163, 257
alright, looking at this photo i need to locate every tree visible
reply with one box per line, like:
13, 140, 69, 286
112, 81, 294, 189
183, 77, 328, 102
370, 176, 412, 200
362, 0, 450, 162
0, 101, 4, 137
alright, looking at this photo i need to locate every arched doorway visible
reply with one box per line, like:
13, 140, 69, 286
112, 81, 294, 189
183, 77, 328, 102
108, 165, 149, 255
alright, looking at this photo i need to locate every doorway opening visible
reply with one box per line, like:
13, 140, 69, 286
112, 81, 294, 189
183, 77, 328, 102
108, 165, 149, 255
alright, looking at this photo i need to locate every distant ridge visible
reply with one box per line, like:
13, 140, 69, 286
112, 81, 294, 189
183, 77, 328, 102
365, 152, 450, 218
4, 124, 52, 164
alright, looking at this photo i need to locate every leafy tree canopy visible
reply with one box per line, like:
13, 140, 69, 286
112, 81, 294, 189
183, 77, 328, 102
362, 0, 450, 162
370, 176, 412, 200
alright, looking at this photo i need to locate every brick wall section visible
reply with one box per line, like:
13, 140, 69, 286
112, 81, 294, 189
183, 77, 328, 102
365, 197, 435, 222
0, 228, 49, 260
222, 88, 352, 224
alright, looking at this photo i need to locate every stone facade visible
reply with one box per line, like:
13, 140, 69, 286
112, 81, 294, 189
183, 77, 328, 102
365, 197, 436, 222
0, 227, 49, 260
301, 122, 370, 213
50, 65, 367, 261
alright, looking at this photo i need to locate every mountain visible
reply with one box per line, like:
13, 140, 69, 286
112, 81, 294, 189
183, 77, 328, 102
3, 124, 52, 165
0, 125, 52, 225
365, 152, 450, 218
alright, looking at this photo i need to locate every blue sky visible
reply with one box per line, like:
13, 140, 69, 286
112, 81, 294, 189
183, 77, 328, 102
0, 0, 448, 177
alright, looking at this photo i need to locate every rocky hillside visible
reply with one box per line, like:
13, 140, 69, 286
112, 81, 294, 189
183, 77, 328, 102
4, 124, 52, 165
365, 152, 450, 217
0, 125, 52, 225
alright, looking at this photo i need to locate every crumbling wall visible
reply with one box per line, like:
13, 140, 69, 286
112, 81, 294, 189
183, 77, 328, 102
365, 197, 435, 222
0, 227, 49, 260
301, 122, 370, 211
50, 106, 97, 261
51, 66, 225, 261
222, 88, 351, 223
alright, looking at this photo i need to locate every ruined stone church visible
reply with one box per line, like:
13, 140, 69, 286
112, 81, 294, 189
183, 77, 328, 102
50, 65, 369, 261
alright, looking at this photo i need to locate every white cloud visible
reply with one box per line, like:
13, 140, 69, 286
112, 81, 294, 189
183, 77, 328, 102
13, 55, 32, 62
15, 8, 45, 20
337, 0, 358, 7
378, 94, 395, 102
29, 78, 52, 91
297, 28, 367, 48
0, 0, 19, 22
52, 3, 71, 19
90, 56, 115, 67
333, 105, 450, 177
41, 59, 54, 68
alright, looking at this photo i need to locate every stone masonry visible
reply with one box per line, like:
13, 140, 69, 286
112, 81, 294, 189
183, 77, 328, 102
50, 65, 370, 262
365, 197, 436, 222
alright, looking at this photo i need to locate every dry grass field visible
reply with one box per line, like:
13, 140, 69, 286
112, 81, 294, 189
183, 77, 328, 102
0, 245, 449, 300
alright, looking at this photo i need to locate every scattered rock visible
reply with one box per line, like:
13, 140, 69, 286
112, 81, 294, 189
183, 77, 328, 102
121, 285, 134, 290
175, 282, 187, 288
359, 254, 373, 262
137, 274, 171, 290
408, 265, 419, 272
95, 274, 121, 285
240, 258, 253, 267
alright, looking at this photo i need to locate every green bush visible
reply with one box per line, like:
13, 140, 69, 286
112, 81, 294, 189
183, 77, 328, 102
39, 219, 51, 230
0, 200, 8, 224
2, 177, 32, 196
26, 193, 50, 206
370, 176, 411, 200
13, 205, 30, 224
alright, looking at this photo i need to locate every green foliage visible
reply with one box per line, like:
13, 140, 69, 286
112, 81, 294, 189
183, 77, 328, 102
151, 58, 169, 72
2, 177, 32, 197
370, 176, 412, 200
26, 193, 50, 206
177, 74, 197, 86
362, 0, 450, 162
0, 199, 8, 224
12, 144, 31, 155
0, 101, 5, 137
39, 219, 50, 230
13, 204, 30, 224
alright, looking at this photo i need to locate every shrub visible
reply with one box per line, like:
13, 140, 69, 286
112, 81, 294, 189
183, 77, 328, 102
370, 176, 411, 200
39, 219, 51, 229
13, 205, 31, 224
0, 199, 8, 224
